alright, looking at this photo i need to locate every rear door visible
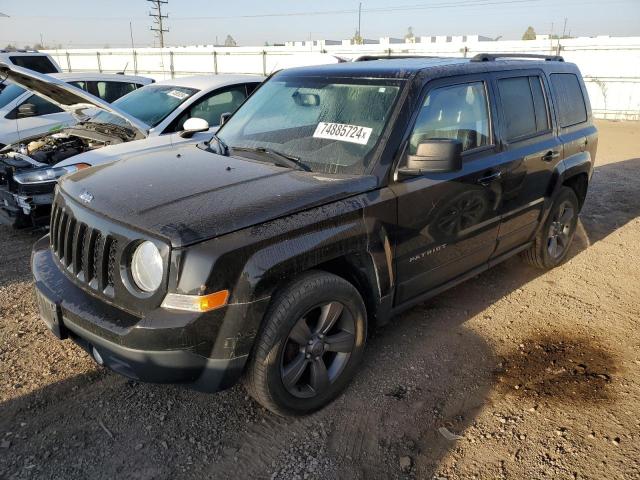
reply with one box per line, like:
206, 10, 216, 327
548, 72, 597, 167
390, 75, 503, 304
489, 70, 562, 257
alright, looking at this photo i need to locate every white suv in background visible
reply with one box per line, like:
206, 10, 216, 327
0, 50, 61, 74
0, 72, 153, 148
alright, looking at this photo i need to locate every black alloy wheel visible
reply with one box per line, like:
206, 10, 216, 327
280, 301, 355, 398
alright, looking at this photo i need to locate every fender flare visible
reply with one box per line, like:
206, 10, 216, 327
548, 150, 593, 202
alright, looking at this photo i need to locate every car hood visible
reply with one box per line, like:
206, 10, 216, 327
59, 143, 377, 247
0, 62, 149, 136
54, 129, 216, 168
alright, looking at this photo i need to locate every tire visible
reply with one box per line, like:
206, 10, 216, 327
244, 271, 367, 416
522, 186, 580, 269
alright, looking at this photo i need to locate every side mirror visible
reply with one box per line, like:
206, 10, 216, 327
18, 103, 38, 118
220, 112, 232, 125
398, 139, 463, 176
179, 117, 209, 138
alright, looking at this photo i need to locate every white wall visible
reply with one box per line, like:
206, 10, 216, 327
45, 36, 640, 120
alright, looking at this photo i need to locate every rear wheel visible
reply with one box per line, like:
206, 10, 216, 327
523, 186, 579, 269
245, 271, 367, 416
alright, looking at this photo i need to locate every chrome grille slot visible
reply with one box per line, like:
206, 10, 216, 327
64, 217, 76, 268
74, 223, 87, 277
50, 203, 61, 253
90, 232, 103, 289
106, 238, 118, 287
57, 212, 69, 263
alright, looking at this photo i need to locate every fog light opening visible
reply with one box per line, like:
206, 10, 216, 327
92, 346, 104, 366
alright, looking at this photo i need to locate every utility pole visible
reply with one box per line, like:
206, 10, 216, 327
130, 21, 135, 49
148, 0, 168, 48
561, 17, 568, 39
358, 2, 362, 40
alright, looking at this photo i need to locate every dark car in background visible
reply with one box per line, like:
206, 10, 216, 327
31, 54, 597, 416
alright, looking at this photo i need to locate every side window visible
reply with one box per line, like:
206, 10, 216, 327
172, 86, 248, 131
550, 73, 587, 128
498, 76, 549, 141
245, 82, 260, 96
9, 56, 58, 74
87, 81, 137, 103
409, 81, 490, 153
68, 81, 88, 92
21, 94, 63, 116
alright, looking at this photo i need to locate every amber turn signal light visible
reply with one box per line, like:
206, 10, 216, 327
161, 290, 230, 312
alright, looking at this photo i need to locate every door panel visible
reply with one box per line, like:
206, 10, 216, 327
392, 156, 503, 302
390, 78, 501, 305
490, 72, 562, 257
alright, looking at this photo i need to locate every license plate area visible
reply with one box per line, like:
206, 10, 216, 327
36, 288, 66, 339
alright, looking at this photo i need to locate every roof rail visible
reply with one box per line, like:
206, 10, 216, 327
352, 54, 441, 62
471, 53, 564, 62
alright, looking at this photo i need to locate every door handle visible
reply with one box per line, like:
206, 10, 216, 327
542, 150, 561, 162
477, 171, 502, 185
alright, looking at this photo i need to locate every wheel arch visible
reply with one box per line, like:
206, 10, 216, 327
549, 151, 593, 209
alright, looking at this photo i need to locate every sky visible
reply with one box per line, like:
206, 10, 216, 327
0, 0, 638, 48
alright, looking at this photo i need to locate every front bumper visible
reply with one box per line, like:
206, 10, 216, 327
0, 185, 52, 227
32, 235, 270, 392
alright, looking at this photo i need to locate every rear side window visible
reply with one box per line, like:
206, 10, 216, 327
20, 94, 63, 116
88, 81, 138, 103
551, 73, 587, 128
498, 76, 549, 141
68, 81, 87, 91
9, 56, 58, 74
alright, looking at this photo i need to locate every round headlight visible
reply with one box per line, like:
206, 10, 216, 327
131, 241, 163, 292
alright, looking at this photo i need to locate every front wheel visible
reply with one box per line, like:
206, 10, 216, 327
522, 186, 580, 269
244, 271, 367, 416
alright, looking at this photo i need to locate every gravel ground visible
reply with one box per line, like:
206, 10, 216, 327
1, 120, 639, 479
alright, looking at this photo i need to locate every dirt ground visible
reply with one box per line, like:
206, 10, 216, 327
0, 120, 638, 480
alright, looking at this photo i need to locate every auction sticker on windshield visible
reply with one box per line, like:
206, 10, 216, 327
166, 90, 189, 100
313, 122, 372, 145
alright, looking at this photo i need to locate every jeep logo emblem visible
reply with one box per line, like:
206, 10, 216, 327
79, 191, 94, 203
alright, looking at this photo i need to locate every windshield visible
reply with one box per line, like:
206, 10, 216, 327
0, 83, 26, 110
216, 77, 402, 174
89, 84, 198, 128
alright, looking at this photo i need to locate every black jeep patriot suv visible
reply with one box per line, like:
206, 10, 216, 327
32, 54, 597, 416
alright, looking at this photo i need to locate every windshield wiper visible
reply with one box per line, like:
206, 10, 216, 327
231, 146, 311, 172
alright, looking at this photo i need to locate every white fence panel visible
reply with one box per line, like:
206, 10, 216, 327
44, 36, 640, 119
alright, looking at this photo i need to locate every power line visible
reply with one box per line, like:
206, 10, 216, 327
148, 0, 168, 48
6, 0, 638, 21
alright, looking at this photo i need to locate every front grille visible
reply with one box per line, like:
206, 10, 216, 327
48, 194, 168, 316
50, 201, 117, 297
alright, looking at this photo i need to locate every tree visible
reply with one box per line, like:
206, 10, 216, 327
351, 29, 363, 45
224, 35, 237, 47
3, 44, 16, 51
404, 26, 415, 42
522, 26, 537, 40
